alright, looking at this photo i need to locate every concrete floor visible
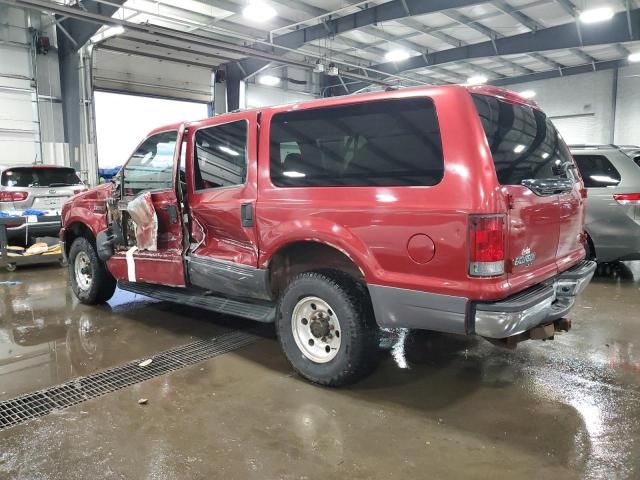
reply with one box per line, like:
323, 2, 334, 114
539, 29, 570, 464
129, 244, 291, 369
0, 263, 639, 480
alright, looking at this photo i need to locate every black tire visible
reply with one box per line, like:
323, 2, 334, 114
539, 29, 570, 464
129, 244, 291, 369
68, 236, 116, 304
276, 271, 379, 387
585, 234, 596, 261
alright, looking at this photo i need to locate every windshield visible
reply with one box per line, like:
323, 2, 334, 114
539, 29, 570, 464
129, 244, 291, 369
472, 94, 575, 185
1, 167, 82, 187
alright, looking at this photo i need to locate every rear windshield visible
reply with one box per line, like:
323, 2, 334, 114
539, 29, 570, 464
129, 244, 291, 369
472, 94, 575, 185
1, 167, 82, 187
269, 97, 444, 187
572, 154, 621, 187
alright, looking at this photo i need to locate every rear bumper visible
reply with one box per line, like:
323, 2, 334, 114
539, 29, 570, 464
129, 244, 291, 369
368, 260, 596, 339
472, 260, 596, 338
4, 220, 61, 241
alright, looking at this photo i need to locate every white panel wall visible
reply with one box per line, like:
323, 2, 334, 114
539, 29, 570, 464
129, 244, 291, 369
0, 6, 39, 164
505, 70, 615, 145
614, 63, 640, 146
246, 84, 317, 108
0, 6, 65, 166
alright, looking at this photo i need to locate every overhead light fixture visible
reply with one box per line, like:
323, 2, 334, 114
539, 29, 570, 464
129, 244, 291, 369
385, 49, 410, 62
327, 63, 339, 76
513, 144, 526, 154
242, 1, 277, 22
628, 52, 640, 63
258, 74, 280, 86
579, 6, 614, 24
520, 90, 537, 99
313, 60, 325, 73
467, 75, 488, 85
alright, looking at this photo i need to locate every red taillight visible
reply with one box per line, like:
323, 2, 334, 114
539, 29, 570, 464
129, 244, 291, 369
469, 215, 505, 277
613, 193, 640, 205
0, 191, 28, 202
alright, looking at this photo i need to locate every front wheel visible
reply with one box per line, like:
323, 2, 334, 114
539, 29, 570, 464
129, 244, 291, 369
276, 271, 379, 387
68, 237, 116, 304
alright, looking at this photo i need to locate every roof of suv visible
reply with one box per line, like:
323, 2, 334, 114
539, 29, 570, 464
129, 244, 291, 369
146, 84, 540, 138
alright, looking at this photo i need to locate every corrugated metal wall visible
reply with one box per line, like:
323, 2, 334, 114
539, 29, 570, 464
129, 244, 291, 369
0, 5, 65, 167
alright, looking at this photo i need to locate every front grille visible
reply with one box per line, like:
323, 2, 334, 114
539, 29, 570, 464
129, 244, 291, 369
0, 330, 259, 430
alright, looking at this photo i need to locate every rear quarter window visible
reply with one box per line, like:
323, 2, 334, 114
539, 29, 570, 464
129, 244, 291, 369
472, 94, 574, 185
269, 97, 444, 187
572, 154, 621, 188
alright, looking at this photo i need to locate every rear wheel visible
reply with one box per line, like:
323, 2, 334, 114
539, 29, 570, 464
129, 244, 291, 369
276, 271, 379, 387
68, 237, 116, 304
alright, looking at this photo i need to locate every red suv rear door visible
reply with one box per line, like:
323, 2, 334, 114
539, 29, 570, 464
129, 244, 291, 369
472, 93, 581, 290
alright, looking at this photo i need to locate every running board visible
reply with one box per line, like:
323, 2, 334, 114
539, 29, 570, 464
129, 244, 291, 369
118, 281, 276, 323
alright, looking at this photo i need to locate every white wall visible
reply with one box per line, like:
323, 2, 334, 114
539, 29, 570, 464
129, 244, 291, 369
246, 84, 317, 108
505, 67, 640, 146
0, 6, 65, 166
505, 70, 616, 145
614, 63, 640, 146
0, 6, 38, 164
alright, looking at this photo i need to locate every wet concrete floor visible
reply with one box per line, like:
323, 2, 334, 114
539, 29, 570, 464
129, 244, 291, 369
0, 262, 639, 479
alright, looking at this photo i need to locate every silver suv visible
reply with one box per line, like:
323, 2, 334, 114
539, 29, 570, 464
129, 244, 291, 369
0, 165, 87, 241
570, 145, 640, 262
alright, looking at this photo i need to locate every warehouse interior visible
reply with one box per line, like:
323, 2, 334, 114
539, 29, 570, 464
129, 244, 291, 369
1, 1, 640, 478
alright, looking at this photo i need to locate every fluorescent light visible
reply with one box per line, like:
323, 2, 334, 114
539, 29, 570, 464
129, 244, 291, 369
513, 144, 526, 153
520, 90, 536, 99
629, 52, 640, 63
242, 1, 277, 22
258, 75, 280, 86
579, 7, 614, 24
385, 49, 410, 62
467, 75, 488, 85
542, 152, 550, 159
283, 171, 305, 178
218, 146, 239, 156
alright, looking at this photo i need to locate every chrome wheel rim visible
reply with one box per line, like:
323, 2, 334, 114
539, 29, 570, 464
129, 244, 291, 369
291, 296, 341, 363
74, 251, 92, 291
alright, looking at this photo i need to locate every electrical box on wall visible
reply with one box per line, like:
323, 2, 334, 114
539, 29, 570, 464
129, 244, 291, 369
36, 35, 50, 55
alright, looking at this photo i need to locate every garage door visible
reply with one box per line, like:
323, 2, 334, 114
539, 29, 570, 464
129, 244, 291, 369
549, 113, 598, 145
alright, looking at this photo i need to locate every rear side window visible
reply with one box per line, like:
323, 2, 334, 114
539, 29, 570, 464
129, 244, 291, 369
472, 94, 574, 185
573, 154, 621, 187
269, 98, 443, 187
1, 167, 81, 187
194, 120, 247, 190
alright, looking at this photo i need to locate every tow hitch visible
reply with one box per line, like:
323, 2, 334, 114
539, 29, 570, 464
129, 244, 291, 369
487, 318, 572, 349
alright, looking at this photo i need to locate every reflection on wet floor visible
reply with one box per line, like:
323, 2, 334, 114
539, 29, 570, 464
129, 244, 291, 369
0, 266, 250, 400
0, 262, 638, 479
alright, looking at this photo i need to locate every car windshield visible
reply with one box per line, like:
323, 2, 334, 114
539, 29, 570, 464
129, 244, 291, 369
472, 94, 575, 185
1, 167, 82, 187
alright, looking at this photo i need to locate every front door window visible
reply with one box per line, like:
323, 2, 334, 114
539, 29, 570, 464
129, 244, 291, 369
123, 131, 178, 196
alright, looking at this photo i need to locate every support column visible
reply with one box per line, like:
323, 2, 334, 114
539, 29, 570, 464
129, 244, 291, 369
213, 63, 245, 115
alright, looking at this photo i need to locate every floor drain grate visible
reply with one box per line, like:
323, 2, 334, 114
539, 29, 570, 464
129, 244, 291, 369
0, 330, 259, 431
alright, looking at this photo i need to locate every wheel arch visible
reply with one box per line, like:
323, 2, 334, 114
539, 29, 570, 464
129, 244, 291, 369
63, 222, 96, 257
266, 240, 368, 298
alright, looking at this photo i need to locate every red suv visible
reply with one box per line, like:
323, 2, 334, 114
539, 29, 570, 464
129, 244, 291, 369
61, 85, 596, 386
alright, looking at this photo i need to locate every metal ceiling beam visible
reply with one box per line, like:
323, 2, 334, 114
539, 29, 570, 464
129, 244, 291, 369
346, 8, 640, 79
2, 0, 412, 88
489, 58, 625, 86
268, 0, 487, 51
344, 57, 629, 93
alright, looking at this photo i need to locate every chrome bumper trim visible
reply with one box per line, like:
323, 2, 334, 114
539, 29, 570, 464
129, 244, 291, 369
473, 260, 596, 339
